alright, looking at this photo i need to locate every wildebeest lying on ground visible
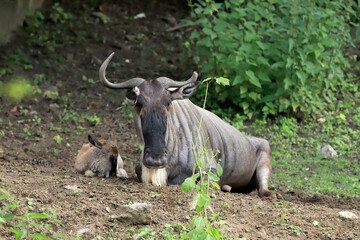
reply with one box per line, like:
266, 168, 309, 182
75, 135, 128, 179
99, 52, 272, 197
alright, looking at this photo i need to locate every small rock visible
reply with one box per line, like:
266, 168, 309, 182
312, 220, 319, 226
134, 13, 146, 19
29, 110, 38, 116
110, 203, 152, 225
64, 185, 82, 192
105, 207, 111, 213
91, 12, 110, 23
162, 13, 177, 25
337, 211, 358, 220
319, 145, 337, 158
77, 228, 91, 234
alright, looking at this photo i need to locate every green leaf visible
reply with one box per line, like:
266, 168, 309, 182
190, 215, 207, 229
258, 72, 271, 83
240, 86, 247, 94
202, 77, 212, 83
182, 177, 196, 192
8, 229, 23, 240
233, 75, 243, 85
244, 21, 256, 30
356, 25, 360, 41
52, 234, 69, 238
196, 194, 211, 212
31, 233, 50, 239
284, 77, 293, 90
203, 27, 216, 40
248, 91, 259, 101
211, 182, 221, 190
190, 30, 200, 39
244, 30, 256, 41
245, 70, 261, 88
215, 77, 230, 86
30, 222, 42, 227
29, 212, 48, 219
14, 222, 26, 228
270, 61, 285, 70
256, 56, 270, 66
296, 71, 307, 85
216, 163, 223, 177
208, 172, 220, 181
288, 38, 294, 53
0, 217, 6, 224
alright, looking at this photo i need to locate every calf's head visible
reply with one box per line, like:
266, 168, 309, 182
99, 52, 200, 169
88, 135, 118, 174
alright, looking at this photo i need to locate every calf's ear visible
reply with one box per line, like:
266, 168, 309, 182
168, 81, 201, 100
88, 135, 103, 149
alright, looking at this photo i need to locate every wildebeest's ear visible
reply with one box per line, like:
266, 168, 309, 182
126, 86, 140, 104
88, 135, 102, 149
168, 82, 201, 100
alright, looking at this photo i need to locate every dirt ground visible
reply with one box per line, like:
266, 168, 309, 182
0, 0, 359, 239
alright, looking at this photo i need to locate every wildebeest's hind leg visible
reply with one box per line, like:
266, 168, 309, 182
247, 136, 272, 197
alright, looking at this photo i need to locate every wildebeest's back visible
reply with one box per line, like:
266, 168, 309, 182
166, 99, 257, 188
201, 106, 257, 188
75, 143, 92, 173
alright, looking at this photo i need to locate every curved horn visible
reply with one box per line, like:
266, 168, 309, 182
99, 52, 145, 89
156, 72, 198, 89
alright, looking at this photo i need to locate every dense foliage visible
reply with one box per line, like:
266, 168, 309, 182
185, 0, 359, 117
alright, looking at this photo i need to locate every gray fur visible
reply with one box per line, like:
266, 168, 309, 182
135, 99, 272, 197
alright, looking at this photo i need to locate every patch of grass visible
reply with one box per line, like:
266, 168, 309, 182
226, 80, 360, 197
0, 187, 76, 239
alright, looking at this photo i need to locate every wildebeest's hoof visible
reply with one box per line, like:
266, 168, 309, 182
222, 185, 232, 192
85, 170, 95, 177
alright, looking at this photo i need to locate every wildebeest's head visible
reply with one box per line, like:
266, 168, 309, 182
99, 52, 200, 169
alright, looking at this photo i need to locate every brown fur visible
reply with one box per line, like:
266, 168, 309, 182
75, 137, 127, 178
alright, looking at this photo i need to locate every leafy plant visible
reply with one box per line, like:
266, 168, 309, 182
137, 227, 157, 240
50, 3, 71, 23
53, 134, 63, 145
0, 188, 71, 240
0, 188, 18, 225
182, 77, 237, 239
185, 0, 359, 117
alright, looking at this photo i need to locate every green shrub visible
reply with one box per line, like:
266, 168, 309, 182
185, 0, 359, 117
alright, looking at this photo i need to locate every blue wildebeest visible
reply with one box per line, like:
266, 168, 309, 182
99, 52, 272, 197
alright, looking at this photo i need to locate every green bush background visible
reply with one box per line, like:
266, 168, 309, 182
185, 0, 360, 118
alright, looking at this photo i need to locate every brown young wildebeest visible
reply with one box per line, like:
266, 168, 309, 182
75, 135, 128, 179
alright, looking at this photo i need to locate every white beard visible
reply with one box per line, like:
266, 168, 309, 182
141, 163, 167, 186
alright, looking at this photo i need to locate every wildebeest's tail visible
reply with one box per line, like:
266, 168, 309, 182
28, 158, 53, 167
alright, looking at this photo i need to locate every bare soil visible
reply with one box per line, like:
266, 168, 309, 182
0, 1, 359, 239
